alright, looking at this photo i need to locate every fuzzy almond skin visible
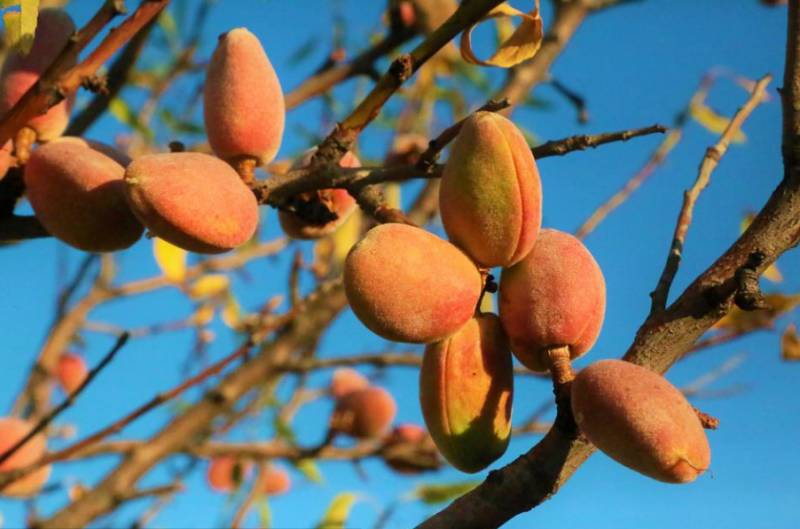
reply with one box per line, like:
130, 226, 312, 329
344, 224, 482, 343
0, 9, 76, 141
204, 28, 284, 165
330, 368, 370, 400
419, 314, 513, 473
261, 465, 291, 495
24, 139, 144, 251
499, 229, 606, 372
206, 457, 252, 493
440, 111, 542, 268
571, 360, 711, 483
278, 150, 360, 239
124, 152, 259, 254
333, 386, 397, 439
56, 353, 88, 394
0, 417, 51, 497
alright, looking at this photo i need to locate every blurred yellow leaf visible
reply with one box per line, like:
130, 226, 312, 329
315, 492, 357, 529
221, 294, 245, 329
153, 238, 187, 282
689, 102, 746, 143
739, 213, 782, 282
713, 293, 800, 332
2, 0, 38, 54
460, 1, 543, 68
188, 274, 230, 299
782, 324, 800, 361
192, 304, 215, 326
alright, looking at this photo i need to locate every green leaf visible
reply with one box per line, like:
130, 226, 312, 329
294, 458, 323, 484
257, 496, 272, 529
288, 36, 319, 66
109, 97, 154, 142
409, 481, 480, 505
315, 492, 357, 529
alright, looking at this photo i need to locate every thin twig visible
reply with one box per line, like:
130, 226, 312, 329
0, 333, 129, 468
650, 74, 772, 313
532, 124, 666, 159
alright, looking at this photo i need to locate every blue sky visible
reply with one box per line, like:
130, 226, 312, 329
0, 1, 797, 528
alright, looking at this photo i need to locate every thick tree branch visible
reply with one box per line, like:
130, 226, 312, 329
417, 11, 800, 529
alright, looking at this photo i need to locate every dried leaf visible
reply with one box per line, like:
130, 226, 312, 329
2, 0, 38, 54
221, 294, 248, 329
479, 292, 495, 313
713, 293, 800, 332
460, 1, 543, 68
153, 238, 187, 282
188, 274, 230, 299
315, 492, 357, 529
385, 183, 402, 209
689, 102, 746, 143
739, 213, 782, 282
781, 324, 800, 361
331, 210, 362, 265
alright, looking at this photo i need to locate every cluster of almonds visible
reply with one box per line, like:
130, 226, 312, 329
344, 112, 711, 482
12, 11, 352, 255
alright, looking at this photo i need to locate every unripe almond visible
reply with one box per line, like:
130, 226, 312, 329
124, 152, 259, 254
204, 28, 284, 165
499, 229, 606, 372
571, 360, 711, 483
420, 314, 513, 472
344, 223, 482, 343
0, 9, 76, 141
440, 111, 542, 268
24, 138, 144, 251
56, 353, 88, 394
0, 417, 51, 497
278, 149, 360, 239
331, 386, 397, 439
330, 368, 370, 400
206, 456, 252, 493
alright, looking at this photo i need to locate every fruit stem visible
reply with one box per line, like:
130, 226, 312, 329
544, 345, 577, 436
231, 156, 258, 185
13, 127, 36, 165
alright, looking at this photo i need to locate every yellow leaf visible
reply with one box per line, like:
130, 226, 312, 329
460, 1, 543, 68
781, 324, 800, 361
689, 102, 746, 143
192, 304, 215, 326
2, 1, 39, 54
385, 183, 402, 210
221, 294, 245, 329
331, 210, 362, 265
479, 292, 495, 313
713, 293, 800, 332
153, 238, 187, 282
739, 213, 782, 282
188, 274, 230, 299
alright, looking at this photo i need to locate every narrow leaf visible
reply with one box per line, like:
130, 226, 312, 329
316, 492, 357, 529
409, 481, 479, 504
689, 102, 746, 143
188, 274, 230, 299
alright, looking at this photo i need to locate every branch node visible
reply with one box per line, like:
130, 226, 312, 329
733, 251, 769, 311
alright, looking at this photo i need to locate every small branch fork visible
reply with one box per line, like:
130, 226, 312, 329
0, 1, 170, 147
650, 74, 772, 314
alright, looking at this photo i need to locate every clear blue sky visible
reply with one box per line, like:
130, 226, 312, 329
1, 1, 797, 528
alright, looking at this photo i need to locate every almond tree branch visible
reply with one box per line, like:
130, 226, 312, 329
417, 11, 800, 528
650, 74, 772, 313
0, 0, 169, 147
